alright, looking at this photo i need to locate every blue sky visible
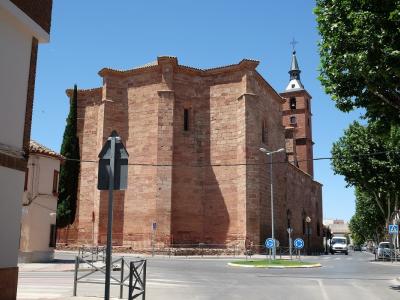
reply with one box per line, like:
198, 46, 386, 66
32, 0, 363, 221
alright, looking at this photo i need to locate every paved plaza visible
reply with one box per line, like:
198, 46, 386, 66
16, 251, 400, 300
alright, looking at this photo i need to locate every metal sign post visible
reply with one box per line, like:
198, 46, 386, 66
265, 238, 275, 261
98, 131, 129, 300
104, 134, 115, 300
389, 224, 398, 262
287, 228, 293, 260
294, 238, 304, 261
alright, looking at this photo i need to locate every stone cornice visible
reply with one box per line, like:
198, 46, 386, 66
237, 93, 258, 101
280, 89, 312, 100
98, 57, 260, 78
66, 87, 102, 98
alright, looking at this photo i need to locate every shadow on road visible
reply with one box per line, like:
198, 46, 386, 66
389, 285, 400, 292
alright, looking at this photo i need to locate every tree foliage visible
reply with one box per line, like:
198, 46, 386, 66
57, 85, 80, 228
315, 0, 400, 122
349, 189, 386, 245
331, 121, 400, 226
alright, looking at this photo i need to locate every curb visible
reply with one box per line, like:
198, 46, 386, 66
227, 262, 321, 269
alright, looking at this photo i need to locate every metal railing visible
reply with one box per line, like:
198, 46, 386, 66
73, 255, 131, 299
78, 245, 106, 262
128, 259, 147, 300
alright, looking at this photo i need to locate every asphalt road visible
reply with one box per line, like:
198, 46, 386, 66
17, 251, 400, 300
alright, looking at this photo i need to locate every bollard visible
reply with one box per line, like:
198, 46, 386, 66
119, 257, 124, 299
73, 256, 79, 296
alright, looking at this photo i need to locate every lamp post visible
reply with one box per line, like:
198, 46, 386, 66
260, 147, 285, 260
305, 216, 311, 255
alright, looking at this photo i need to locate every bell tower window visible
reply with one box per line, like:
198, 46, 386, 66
184, 109, 189, 131
290, 97, 296, 110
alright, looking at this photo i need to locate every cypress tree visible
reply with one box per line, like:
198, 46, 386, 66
57, 84, 80, 228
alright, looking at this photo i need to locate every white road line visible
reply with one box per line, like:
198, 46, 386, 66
147, 281, 189, 287
17, 293, 64, 299
316, 279, 330, 300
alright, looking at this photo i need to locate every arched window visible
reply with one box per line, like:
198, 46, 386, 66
290, 97, 296, 110
261, 120, 267, 144
184, 109, 189, 131
287, 209, 292, 229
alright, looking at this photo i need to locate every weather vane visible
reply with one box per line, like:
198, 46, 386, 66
290, 38, 298, 52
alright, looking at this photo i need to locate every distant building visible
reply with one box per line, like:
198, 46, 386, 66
59, 53, 324, 251
0, 1, 52, 298
324, 219, 350, 237
19, 141, 63, 263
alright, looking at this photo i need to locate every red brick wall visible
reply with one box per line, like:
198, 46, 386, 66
10, 0, 53, 33
285, 164, 323, 250
281, 91, 314, 177
121, 70, 162, 248
0, 267, 18, 300
69, 59, 323, 251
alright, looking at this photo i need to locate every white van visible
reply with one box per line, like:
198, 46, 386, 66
330, 237, 348, 255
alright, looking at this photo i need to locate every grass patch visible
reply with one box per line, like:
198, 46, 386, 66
231, 259, 316, 267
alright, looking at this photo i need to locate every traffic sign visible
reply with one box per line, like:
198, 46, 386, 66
265, 238, 275, 249
389, 224, 399, 234
294, 238, 304, 249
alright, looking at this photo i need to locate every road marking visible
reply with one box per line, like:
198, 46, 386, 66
146, 277, 201, 288
316, 279, 330, 300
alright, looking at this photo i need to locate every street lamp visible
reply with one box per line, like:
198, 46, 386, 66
260, 147, 285, 260
305, 216, 311, 255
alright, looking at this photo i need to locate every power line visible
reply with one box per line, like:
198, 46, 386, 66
61, 149, 400, 167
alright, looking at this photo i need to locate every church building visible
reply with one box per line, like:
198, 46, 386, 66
61, 52, 323, 251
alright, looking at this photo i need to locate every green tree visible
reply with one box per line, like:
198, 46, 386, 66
315, 0, 400, 122
349, 189, 386, 245
57, 85, 80, 228
331, 121, 400, 226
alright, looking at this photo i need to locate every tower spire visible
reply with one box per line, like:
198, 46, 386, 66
285, 43, 304, 91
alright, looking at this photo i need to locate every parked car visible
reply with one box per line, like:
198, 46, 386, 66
353, 245, 361, 251
330, 237, 348, 255
377, 242, 394, 259
361, 245, 367, 251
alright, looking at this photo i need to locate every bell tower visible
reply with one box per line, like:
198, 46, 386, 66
280, 50, 314, 177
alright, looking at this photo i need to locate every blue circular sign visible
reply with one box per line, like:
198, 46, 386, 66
265, 238, 275, 249
294, 238, 304, 249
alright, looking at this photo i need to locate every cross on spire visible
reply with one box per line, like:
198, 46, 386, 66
290, 38, 298, 53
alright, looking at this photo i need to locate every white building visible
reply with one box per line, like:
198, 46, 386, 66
0, 1, 52, 298
324, 219, 350, 237
19, 141, 63, 263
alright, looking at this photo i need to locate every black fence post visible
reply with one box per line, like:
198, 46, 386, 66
119, 257, 124, 299
128, 261, 133, 300
143, 260, 147, 300
73, 256, 79, 296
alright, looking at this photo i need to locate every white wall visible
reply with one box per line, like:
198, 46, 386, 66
0, 166, 24, 268
0, 7, 32, 150
20, 155, 60, 262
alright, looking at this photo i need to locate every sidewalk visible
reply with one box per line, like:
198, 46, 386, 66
19, 262, 75, 272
